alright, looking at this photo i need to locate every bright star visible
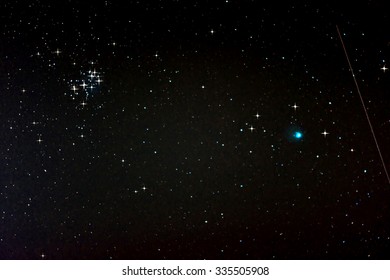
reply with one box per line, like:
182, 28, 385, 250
292, 103, 299, 110
321, 130, 329, 137
381, 65, 388, 72
249, 125, 255, 132
53, 48, 61, 56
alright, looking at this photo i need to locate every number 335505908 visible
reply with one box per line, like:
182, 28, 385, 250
215, 267, 269, 276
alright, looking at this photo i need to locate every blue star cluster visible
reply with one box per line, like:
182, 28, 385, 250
66, 66, 103, 102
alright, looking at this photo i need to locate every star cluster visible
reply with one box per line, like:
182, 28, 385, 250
0, 1, 390, 260
66, 64, 103, 104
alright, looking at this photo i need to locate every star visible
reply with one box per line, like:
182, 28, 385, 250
21, 88, 26, 93
37, 137, 43, 144
292, 103, 299, 110
210, 29, 215, 34
80, 101, 87, 107
71, 85, 78, 93
53, 48, 61, 56
381, 65, 388, 72
249, 125, 255, 132
321, 130, 329, 137
80, 81, 87, 89
255, 112, 260, 119
142, 186, 147, 191
41, 253, 46, 259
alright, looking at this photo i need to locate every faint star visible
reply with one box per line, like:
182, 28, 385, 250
37, 137, 43, 144
53, 48, 61, 56
142, 186, 147, 191
321, 130, 329, 137
41, 253, 45, 259
249, 125, 255, 132
80, 101, 87, 107
210, 29, 215, 34
255, 112, 260, 119
21, 88, 26, 93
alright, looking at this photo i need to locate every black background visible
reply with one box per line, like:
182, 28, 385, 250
1, 0, 390, 259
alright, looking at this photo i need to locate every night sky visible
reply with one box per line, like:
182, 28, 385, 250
1, 1, 390, 260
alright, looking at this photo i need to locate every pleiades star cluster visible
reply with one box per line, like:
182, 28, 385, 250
1, 1, 390, 259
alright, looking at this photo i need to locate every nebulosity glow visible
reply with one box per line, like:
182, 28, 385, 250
294, 131, 303, 139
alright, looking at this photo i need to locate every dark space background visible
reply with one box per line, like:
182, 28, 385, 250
0, 0, 390, 259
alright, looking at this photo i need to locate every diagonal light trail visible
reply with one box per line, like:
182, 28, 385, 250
336, 25, 390, 186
